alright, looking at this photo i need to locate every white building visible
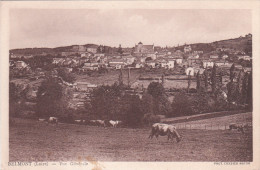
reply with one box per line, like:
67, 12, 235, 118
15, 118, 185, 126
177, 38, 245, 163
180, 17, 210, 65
203, 60, 214, 68
186, 67, 195, 76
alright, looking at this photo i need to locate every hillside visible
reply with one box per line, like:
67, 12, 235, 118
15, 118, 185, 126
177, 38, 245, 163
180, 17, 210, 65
10, 35, 252, 55
174, 35, 252, 54
10, 44, 99, 55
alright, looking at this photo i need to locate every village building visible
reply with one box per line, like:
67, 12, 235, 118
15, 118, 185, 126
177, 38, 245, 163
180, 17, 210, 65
109, 58, 126, 69
61, 51, 79, 57
72, 45, 86, 52
53, 58, 65, 65
203, 60, 214, 68
245, 33, 252, 38
188, 58, 202, 67
82, 62, 99, 71
243, 67, 252, 73
146, 60, 157, 68
222, 54, 229, 60
215, 60, 232, 67
194, 67, 205, 75
122, 55, 135, 65
156, 58, 175, 69
210, 55, 219, 59
80, 52, 93, 58
238, 55, 252, 61
134, 42, 154, 54
135, 63, 144, 68
86, 44, 99, 54
15, 61, 28, 69
184, 45, 192, 53
75, 82, 98, 92
186, 67, 195, 76
193, 51, 204, 54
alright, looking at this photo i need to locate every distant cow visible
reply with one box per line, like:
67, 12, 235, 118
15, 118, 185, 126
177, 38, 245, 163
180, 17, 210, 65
48, 117, 58, 124
109, 120, 121, 128
96, 120, 106, 127
89, 120, 98, 126
149, 123, 182, 142
75, 120, 81, 124
75, 119, 86, 125
39, 118, 46, 122
229, 123, 245, 133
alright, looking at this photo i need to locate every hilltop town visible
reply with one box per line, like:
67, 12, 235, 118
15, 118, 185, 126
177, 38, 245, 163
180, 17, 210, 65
9, 33, 252, 121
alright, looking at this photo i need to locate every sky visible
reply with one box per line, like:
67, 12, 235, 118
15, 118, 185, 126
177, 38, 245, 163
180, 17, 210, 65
10, 9, 252, 49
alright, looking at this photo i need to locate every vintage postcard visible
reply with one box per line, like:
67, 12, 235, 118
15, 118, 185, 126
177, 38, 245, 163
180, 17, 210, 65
1, 1, 260, 170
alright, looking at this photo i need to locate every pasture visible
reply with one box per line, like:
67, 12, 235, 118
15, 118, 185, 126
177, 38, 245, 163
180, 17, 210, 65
9, 118, 252, 162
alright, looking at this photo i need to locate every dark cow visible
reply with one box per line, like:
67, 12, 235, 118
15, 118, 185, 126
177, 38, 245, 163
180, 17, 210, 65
149, 123, 182, 142
229, 123, 245, 133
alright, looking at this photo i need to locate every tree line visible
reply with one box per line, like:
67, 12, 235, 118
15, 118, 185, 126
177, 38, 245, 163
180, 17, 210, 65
9, 64, 252, 127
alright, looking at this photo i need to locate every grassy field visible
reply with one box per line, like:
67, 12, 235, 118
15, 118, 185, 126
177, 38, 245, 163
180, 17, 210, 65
172, 112, 252, 130
9, 118, 252, 162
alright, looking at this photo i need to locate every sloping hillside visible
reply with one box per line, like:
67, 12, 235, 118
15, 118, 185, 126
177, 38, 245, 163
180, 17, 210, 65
175, 35, 252, 54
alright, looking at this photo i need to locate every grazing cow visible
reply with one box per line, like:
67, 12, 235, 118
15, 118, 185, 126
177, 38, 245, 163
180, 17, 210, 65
75, 119, 86, 125
229, 123, 245, 133
109, 120, 118, 128
109, 120, 123, 128
96, 120, 106, 127
75, 120, 81, 124
149, 123, 182, 142
48, 117, 58, 124
89, 120, 98, 126
38, 118, 46, 122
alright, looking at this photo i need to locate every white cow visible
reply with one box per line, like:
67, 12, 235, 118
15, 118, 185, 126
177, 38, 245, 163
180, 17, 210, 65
109, 120, 118, 128
109, 120, 122, 128
149, 123, 182, 142
48, 117, 58, 124
38, 118, 46, 122
75, 120, 81, 123
75, 119, 86, 125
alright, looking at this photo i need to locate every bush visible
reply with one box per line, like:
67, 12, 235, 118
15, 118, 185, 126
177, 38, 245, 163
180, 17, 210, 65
170, 92, 194, 117
143, 113, 161, 126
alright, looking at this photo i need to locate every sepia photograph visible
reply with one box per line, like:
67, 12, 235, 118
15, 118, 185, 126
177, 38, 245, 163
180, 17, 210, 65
1, 1, 260, 169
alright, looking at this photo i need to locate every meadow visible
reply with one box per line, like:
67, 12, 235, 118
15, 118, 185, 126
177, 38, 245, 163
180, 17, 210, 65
9, 116, 252, 162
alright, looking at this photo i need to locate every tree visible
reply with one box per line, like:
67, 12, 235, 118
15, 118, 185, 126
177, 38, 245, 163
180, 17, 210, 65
9, 82, 20, 117
118, 44, 123, 54
147, 82, 165, 99
204, 68, 208, 91
36, 77, 63, 118
241, 72, 248, 104
161, 74, 165, 87
230, 63, 235, 82
227, 81, 239, 103
57, 68, 76, 84
123, 95, 144, 127
211, 64, 217, 94
90, 83, 121, 119
141, 93, 154, 115
147, 82, 170, 115
187, 70, 191, 93
171, 92, 193, 117
247, 71, 252, 110
196, 71, 201, 92
118, 69, 123, 86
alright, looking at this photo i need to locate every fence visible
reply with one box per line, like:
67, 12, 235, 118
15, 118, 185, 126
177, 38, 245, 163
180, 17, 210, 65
175, 123, 252, 130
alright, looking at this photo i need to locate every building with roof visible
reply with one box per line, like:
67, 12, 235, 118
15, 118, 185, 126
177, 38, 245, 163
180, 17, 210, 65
134, 42, 154, 54
184, 45, 192, 53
